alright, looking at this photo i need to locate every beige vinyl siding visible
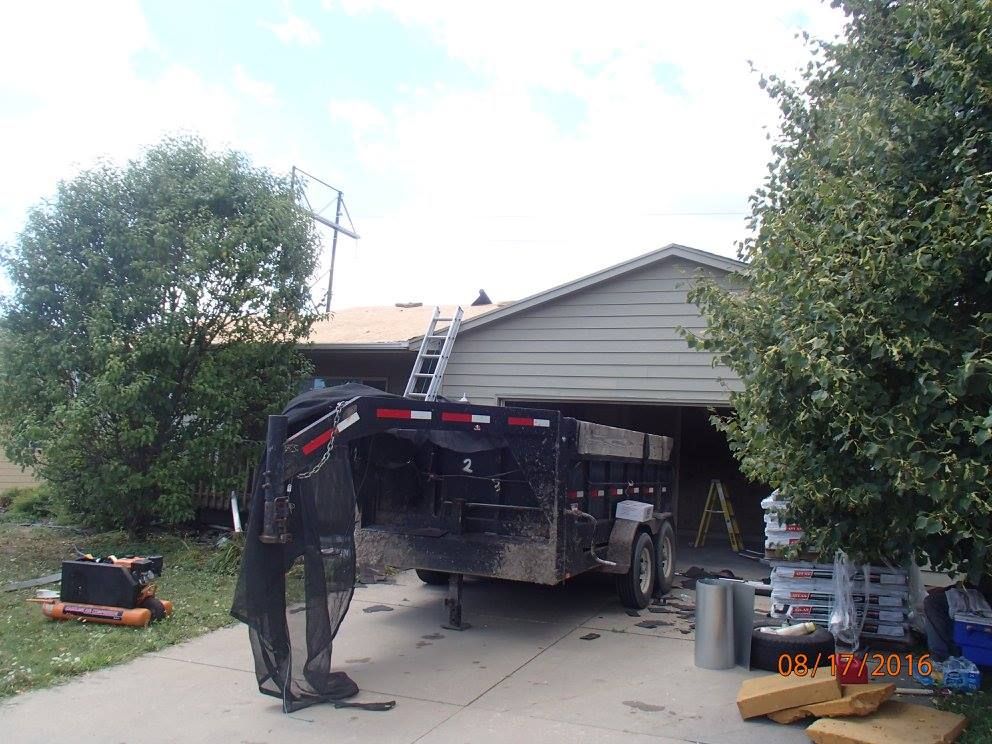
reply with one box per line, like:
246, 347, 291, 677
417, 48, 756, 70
0, 451, 39, 491
441, 257, 741, 406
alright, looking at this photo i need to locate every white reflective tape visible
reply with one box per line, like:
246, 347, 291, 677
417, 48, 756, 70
471, 414, 491, 423
631, 487, 640, 493
336, 412, 360, 432
410, 410, 432, 420
533, 418, 550, 427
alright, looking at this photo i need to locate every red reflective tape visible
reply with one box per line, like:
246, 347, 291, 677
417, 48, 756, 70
442, 412, 472, 423
302, 428, 335, 456
377, 408, 413, 420
508, 416, 550, 427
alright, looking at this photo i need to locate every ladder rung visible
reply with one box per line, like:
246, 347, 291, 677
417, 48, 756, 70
435, 317, 454, 322
413, 373, 433, 378
407, 392, 427, 398
422, 353, 440, 358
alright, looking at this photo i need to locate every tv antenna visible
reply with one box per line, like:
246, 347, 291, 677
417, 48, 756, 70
291, 166, 360, 313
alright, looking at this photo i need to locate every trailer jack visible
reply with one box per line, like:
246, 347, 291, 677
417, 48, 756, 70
442, 573, 471, 631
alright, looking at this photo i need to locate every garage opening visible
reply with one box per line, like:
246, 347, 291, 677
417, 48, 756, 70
502, 400, 769, 551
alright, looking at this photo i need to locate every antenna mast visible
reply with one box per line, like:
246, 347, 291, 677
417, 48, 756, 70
291, 166, 360, 313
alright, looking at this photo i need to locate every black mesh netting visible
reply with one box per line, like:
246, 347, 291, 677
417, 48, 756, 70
231, 383, 399, 713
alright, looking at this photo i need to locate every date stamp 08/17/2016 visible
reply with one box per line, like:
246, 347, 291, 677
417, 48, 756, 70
777, 652, 932, 679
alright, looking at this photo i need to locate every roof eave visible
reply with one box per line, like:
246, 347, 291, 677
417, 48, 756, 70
299, 342, 413, 351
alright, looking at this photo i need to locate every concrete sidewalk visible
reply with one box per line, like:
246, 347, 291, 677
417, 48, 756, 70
0, 570, 807, 744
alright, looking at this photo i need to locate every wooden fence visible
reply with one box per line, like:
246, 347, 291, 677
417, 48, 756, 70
194, 443, 262, 511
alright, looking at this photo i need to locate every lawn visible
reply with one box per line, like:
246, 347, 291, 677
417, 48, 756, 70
936, 686, 992, 744
0, 522, 242, 698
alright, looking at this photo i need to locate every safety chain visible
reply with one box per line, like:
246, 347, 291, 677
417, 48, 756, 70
296, 402, 345, 480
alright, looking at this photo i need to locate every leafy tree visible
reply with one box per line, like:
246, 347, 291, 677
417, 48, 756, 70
0, 137, 320, 532
690, 0, 992, 579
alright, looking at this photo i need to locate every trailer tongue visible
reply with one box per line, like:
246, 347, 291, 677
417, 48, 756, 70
234, 383, 675, 712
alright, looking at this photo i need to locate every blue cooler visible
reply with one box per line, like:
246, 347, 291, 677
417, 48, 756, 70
954, 613, 992, 667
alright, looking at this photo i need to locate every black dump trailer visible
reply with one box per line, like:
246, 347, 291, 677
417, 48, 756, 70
260, 391, 676, 628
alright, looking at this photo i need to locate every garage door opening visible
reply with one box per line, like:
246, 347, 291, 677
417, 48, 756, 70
502, 399, 769, 551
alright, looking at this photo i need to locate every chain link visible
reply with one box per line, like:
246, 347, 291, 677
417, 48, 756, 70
296, 402, 345, 480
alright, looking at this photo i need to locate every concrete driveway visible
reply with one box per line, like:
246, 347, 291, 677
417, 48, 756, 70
0, 567, 808, 744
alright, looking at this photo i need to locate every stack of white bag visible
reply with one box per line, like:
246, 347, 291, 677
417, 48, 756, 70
761, 491, 804, 553
762, 490, 913, 642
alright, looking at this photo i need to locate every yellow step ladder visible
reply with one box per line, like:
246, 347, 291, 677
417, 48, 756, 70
693, 479, 743, 552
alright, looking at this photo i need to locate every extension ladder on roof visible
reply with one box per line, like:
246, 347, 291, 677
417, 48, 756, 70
404, 306, 464, 401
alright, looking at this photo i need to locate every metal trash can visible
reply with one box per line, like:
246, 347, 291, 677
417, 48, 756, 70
694, 578, 735, 670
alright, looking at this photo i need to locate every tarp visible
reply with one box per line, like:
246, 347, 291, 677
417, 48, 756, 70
231, 383, 398, 712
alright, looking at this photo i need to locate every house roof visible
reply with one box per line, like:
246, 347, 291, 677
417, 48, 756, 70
303, 304, 502, 349
455, 243, 745, 334
301, 244, 743, 349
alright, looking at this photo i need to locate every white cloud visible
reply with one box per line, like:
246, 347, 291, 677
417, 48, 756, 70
265, 12, 321, 47
0, 1, 304, 299
328, 99, 387, 137
318, 1, 847, 308
234, 65, 278, 106
0, 0, 849, 310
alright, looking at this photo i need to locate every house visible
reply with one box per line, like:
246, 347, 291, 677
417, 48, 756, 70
299, 243, 768, 541
0, 451, 38, 492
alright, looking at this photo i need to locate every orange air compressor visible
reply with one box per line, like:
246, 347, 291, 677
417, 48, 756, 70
39, 554, 172, 627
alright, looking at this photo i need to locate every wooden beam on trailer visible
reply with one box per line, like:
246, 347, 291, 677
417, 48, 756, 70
575, 420, 673, 462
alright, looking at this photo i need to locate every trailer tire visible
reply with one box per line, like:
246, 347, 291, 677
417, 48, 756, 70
616, 531, 655, 609
654, 521, 676, 595
416, 569, 450, 586
750, 618, 834, 672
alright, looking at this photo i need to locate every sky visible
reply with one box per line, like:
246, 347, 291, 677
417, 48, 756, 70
0, 1, 846, 309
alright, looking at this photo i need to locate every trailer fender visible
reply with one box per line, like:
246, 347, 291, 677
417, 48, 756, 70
600, 512, 673, 574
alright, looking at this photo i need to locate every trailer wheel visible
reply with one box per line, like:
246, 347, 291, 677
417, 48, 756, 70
139, 597, 168, 621
416, 569, 450, 586
654, 521, 676, 595
616, 531, 655, 609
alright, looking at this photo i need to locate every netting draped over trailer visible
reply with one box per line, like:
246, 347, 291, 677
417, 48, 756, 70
231, 383, 396, 712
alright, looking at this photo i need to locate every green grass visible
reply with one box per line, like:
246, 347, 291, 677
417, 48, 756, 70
0, 522, 241, 698
936, 687, 992, 743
